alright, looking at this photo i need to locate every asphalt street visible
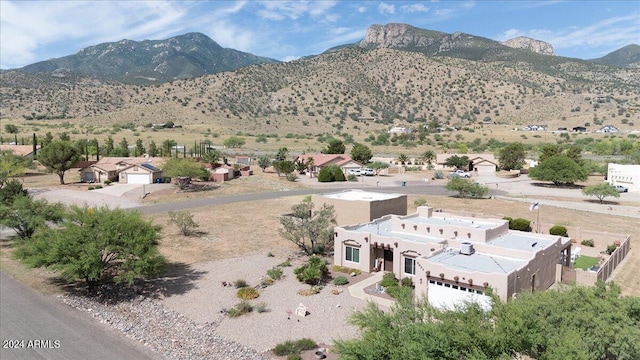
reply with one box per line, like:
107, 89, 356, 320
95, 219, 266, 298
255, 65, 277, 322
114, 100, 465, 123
0, 272, 156, 360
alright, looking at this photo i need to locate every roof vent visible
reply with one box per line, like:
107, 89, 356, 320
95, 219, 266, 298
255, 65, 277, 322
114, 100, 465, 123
460, 242, 475, 255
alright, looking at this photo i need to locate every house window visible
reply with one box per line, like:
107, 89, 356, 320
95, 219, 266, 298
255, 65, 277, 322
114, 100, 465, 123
345, 246, 360, 263
404, 257, 416, 275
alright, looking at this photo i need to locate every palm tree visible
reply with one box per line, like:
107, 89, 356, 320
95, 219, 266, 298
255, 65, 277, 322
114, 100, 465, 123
201, 149, 222, 169
397, 153, 409, 165
420, 150, 436, 169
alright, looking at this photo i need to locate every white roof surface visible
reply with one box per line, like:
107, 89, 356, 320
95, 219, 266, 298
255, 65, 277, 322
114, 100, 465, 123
323, 189, 403, 202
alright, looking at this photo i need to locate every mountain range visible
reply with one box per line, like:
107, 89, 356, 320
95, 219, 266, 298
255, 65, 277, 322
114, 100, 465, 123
8, 23, 640, 85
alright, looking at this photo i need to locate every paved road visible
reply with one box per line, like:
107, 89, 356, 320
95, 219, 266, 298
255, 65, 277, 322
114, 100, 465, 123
0, 272, 157, 360
135, 184, 454, 214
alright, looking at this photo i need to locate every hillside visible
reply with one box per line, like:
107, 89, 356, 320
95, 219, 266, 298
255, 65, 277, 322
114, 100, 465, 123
590, 44, 640, 68
16, 33, 278, 85
1, 47, 639, 142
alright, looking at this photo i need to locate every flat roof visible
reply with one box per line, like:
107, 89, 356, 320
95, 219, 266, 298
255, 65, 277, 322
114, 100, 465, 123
408, 215, 499, 230
323, 189, 404, 202
427, 248, 525, 274
489, 232, 555, 252
351, 219, 444, 244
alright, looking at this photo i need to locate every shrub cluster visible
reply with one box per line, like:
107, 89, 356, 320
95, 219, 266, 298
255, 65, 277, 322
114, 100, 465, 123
272, 338, 317, 357
227, 301, 253, 318
581, 239, 595, 247
334, 276, 349, 286
294, 255, 328, 285
237, 287, 259, 300
380, 273, 413, 298
549, 225, 569, 237
503, 217, 532, 232
233, 279, 248, 288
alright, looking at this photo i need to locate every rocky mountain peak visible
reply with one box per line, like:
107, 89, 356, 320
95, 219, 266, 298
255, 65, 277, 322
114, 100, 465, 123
501, 36, 555, 56
359, 23, 445, 49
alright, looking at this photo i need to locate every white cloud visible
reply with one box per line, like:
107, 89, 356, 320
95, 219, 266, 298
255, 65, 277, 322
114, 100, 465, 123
208, 20, 256, 52
378, 3, 395, 15
257, 1, 337, 21
357, 6, 367, 14
400, 4, 430, 13
329, 27, 352, 36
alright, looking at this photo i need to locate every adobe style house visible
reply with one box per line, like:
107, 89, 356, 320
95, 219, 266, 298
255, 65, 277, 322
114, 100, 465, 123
79, 157, 163, 184
607, 163, 640, 192
295, 153, 362, 178
435, 153, 498, 175
333, 200, 572, 310
312, 190, 407, 226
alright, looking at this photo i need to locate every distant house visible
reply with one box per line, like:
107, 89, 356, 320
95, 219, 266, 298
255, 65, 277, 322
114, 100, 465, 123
522, 125, 544, 131
0, 144, 39, 158
435, 153, 497, 174
388, 126, 414, 134
607, 163, 640, 192
79, 157, 163, 184
598, 125, 619, 133
295, 153, 361, 177
572, 126, 588, 132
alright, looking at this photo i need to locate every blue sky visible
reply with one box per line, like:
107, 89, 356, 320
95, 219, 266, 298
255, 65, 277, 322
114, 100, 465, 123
1, 1, 639, 69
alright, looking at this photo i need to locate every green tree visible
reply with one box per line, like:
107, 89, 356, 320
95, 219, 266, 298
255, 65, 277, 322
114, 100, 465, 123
498, 142, 526, 170
324, 139, 346, 154
134, 139, 145, 157
369, 161, 390, 175
351, 143, 372, 164
15, 206, 165, 287
0, 196, 64, 238
581, 183, 620, 203
201, 149, 222, 168
104, 136, 115, 156
168, 210, 200, 236
397, 153, 409, 165
37, 140, 81, 184
42, 132, 54, 146
4, 124, 19, 134
420, 150, 436, 169
444, 155, 469, 169
445, 178, 489, 198
162, 158, 207, 182
293, 255, 329, 285
148, 140, 158, 157
279, 201, 336, 255
258, 154, 271, 172
317, 164, 345, 182
539, 144, 563, 162
0, 179, 28, 206
0, 151, 30, 188
528, 155, 587, 185
162, 139, 177, 157
223, 136, 245, 148
115, 137, 130, 157
278, 160, 295, 176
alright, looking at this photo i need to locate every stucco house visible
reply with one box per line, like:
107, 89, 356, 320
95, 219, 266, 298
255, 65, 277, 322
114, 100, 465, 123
598, 125, 619, 133
79, 157, 163, 184
295, 154, 362, 177
333, 200, 572, 310
312, 190, 407, 226
435, 153, 498, 174
607, 163, 640, 192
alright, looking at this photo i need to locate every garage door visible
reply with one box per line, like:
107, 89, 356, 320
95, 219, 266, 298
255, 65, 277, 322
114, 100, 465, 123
427, 280, 492, 311
126, 173, 150, 184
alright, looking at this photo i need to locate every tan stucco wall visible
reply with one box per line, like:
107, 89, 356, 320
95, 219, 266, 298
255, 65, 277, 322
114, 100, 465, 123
312, 194, 407, 226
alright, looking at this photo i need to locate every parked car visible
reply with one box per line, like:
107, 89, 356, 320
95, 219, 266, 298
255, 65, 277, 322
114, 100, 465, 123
613, 184, 628, 193
348, 169, 361, 176
363, 168, 375, 176
449, 169, 471, 178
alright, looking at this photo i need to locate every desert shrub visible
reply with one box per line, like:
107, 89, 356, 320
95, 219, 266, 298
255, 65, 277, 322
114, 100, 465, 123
255, 302, 268, 313
294, 255, 328, 285
234, 279, 248, 288
104, 180, 111, 185
279, 260, 292, 267
510, 218, 531, 232
334, 276, 349, 286
317, 167, 334, 182
237, 287, 259, 300
581, 239, 595, 247
297, 286, 320, 296
267, 266, 283, 280
380, 273, 399, 288
347, 174, 358, 181
286, 173, 298, 182
88, 186, 95, 190
607, 244, 618, 255
287, 354, 302, 360
386, 284, 413, 298
266, 251, 274, 257
94, 185, 103, 189
273, 338, 318, 356
350, 268, 362, 275
434, 170, 444, 179
227, 301, 253, 318
261, 277, 275, 287
332, 265, 343, 272
549, 225, 569, 237
414, 198, 427, 207
401, 277, 414, 287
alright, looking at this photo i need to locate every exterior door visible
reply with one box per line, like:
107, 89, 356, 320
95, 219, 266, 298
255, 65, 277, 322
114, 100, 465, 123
384, 249, 393, 272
